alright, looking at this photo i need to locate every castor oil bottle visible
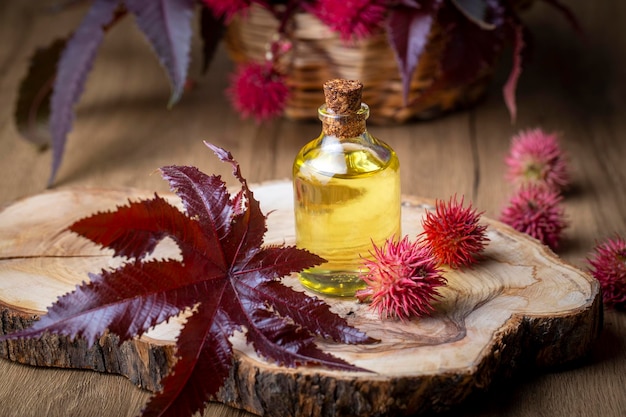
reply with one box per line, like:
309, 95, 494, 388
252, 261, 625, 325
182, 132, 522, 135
293, 79, 401, 297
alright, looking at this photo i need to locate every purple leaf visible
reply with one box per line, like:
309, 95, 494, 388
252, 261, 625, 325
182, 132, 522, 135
48, 0, 119, 186
125, 0, 195, 106
386, 0, 443, 104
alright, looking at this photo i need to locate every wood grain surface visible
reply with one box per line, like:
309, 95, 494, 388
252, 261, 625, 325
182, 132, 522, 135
0, 1, 625, 417
0, 184, 601, 416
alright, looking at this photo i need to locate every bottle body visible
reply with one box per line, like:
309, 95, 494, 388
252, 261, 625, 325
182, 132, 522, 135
293, 108, 401, 296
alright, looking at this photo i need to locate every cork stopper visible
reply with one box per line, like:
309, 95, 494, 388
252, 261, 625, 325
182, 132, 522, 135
320, 79, 368, 138
323, 79, 363, 114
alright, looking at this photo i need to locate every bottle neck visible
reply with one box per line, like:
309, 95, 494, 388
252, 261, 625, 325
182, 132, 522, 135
319, 103, 369, 139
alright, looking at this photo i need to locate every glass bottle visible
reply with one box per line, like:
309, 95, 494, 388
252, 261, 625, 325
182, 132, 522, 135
292, 79, 401, 297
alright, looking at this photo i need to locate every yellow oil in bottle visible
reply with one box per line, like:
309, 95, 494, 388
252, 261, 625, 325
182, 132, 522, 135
293, 138, 401, 296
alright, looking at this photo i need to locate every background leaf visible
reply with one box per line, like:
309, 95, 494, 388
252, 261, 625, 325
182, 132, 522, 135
48, 0, 120, 186
451, 0, 496, 29
386, 0, 443, 104
125, 0, 195, 106
431, 3, 507, 93
14, 39, 66, 149
200, 6, 225, 74
502, 19, 531, 122
540, 0, 584, 34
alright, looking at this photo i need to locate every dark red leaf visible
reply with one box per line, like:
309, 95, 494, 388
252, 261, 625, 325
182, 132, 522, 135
159, 165, 234, 258
141, 299, 232, 417
241, 307, 366, 372
48, 0, 120, 186
0, 144, 375, 417
10, 260, 199, 347
241, 245, 326, 283
125, 0, 195, 106
238, 278, 375, 344
70, 195, 221, 267
205, 141, 268, 266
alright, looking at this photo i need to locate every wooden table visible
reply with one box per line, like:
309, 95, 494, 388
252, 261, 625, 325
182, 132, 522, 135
0, 2, 624, 416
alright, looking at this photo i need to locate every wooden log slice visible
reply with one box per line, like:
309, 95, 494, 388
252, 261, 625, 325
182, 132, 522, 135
0, 181, 601, 416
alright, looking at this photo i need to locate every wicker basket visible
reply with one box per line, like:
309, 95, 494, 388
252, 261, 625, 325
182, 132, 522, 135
225, 5, 494, 124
